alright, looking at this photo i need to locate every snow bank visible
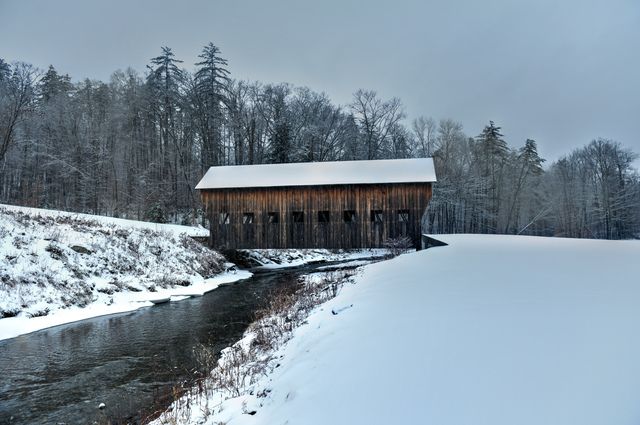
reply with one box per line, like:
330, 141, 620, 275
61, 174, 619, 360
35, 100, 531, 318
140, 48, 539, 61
190, 235, 640, 425
0, 204, 241, 340
0, 204, 209, 237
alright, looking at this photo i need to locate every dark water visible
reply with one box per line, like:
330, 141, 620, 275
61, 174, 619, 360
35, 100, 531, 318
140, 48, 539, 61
0, 266, 320, 425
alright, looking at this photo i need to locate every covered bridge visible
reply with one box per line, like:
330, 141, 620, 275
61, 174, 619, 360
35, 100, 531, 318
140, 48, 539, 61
195, 158, 436, 250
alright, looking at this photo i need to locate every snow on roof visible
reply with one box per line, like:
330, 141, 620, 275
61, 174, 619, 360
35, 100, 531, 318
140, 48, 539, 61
195, 158, 436, 189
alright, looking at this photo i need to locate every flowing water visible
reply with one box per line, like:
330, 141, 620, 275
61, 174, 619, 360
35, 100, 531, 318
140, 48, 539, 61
0, 264, 331, 425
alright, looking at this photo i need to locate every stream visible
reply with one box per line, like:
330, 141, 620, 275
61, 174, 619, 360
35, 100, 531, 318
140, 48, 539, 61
0, 261, 347, 425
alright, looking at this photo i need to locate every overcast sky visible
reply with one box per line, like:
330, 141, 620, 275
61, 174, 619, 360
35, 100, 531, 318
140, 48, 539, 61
1, 0, 639, 166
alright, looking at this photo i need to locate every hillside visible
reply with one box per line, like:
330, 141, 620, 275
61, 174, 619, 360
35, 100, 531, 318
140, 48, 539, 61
154, 234, 640, 425
0, 205, 245, 340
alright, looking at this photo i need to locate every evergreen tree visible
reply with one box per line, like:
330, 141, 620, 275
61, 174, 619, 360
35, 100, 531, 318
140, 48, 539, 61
270, 119, 292, 163
38, 65, 73, 102
259, 83, 293, 163
503, 139, 545, 233
193, 42, 230, 169
473, 121, 510, 232
146, 47, 185, 217
474, 120, 508, 177
194, 43, 230, 100
0, 58, 10, 81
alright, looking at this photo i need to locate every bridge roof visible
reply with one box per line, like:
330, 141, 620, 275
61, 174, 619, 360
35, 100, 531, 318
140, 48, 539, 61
195, 158, 436, 190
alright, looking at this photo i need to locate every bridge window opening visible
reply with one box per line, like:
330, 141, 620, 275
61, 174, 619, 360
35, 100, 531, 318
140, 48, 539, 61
292, 211, 304, 223
267, 212, 279, 223
219, 212, 230, 225
343, 210, 356, 222
318, 211, 330, 223
243, 213, 254, 224
371, 210, 383, 223
398, 210, 409, 222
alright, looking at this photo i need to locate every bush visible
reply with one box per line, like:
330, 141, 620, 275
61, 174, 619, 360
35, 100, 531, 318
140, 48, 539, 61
146, 203, 166, 224
383, 236, 413, 258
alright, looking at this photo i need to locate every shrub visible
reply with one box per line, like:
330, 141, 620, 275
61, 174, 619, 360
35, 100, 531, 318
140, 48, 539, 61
146, 203, 166, 224
383, 236, 413, 258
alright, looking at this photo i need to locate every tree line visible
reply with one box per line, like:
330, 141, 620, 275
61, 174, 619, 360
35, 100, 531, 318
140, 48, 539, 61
1, 45, 638, 239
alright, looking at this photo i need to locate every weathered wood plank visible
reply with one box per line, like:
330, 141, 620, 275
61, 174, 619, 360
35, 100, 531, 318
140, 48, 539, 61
200, 183, 432, 250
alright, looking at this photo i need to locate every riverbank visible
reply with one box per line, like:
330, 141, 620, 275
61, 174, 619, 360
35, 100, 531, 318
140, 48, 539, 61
151, 234, 640, 425
0, 205, 384, 341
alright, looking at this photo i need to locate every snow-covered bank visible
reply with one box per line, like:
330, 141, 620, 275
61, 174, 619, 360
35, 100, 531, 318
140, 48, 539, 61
0, 270, 251, 341
157, 234, 640, 425
0, 204, 210, 237
0, 205, 244, 341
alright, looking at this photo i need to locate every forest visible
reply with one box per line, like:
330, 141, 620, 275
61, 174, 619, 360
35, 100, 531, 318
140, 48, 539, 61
1, 44, 639, 239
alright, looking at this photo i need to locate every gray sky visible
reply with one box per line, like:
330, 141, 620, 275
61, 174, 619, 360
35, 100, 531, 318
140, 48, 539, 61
1, 0, 639, 166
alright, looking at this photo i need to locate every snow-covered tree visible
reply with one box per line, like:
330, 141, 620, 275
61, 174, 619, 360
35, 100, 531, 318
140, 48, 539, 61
192, 42, 230, 169
547, 139, 639, 239
472, 121, 510, 232
502, 139, 546, 234
0, 61, 40, 164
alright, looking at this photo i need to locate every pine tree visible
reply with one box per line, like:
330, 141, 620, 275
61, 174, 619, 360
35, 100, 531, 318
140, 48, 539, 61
260, 83, 293, 163
503, 139, 545, 233
473, 121, 510, 232
194, 43, 230, 100
0, 59, 10, 81
475, 121, 508, 177
38, 65, 73, 102
146, 47, 184, 217
270, 119, 292, 163
193, 43, 230, 169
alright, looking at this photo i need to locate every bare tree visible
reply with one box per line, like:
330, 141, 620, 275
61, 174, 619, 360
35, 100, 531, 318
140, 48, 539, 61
349, 89, 406, 160
547, 139, 639, 239
411, 115, 436, 157
0, 61, 40, 163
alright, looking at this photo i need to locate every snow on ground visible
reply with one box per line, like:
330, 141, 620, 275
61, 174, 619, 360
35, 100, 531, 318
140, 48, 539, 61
163, 234, 640, 425
237, 248, 387, 270
0, 203, 210, 237
0, 204, 241, 341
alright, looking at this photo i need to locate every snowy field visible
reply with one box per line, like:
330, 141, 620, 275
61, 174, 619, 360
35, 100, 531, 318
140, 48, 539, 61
163, 234, 640, 425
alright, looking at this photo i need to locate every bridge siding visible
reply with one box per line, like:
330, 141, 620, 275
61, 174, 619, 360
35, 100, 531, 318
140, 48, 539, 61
200, 182, 432, 250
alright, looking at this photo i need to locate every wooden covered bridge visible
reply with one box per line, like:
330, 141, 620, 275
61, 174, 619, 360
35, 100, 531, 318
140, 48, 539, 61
195, 158, 436, 250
